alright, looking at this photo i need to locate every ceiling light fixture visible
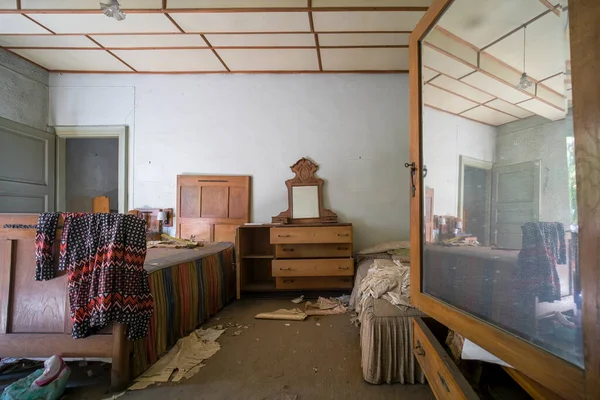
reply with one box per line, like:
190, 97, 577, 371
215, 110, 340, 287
100, 0, 126, 21
516, 25, 533, 90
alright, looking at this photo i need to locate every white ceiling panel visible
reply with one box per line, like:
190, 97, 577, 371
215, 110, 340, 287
479, 53, 535, 96
422, 45, 474, 79
539, 74, 565, 94
21, 0, 162, 8
168, 0, 306, 8
217, 49, 319, 70
0, 35, 99, 48
484, 13, 565, 82
518, 98, 567, 121
0, 0, 16, 9
485, 99, 533, 119
113, 49, 225, 71
428, 74, 494, 103
27, 13, 179, 34
318, 33, 409, 46
312, 11, 424, 32
0, 14, 51, 34
92, 34, 208, 48
461, 105, 517, 126
321, 48, 408, 70
537, 84, 566, 110
436, 0, 548, 48
424, 28, 477, 66
11, 48, 131, 71
423, 85, 478, 114
205, 33, 314, 47
170, 12, 310, 33
314, 0, 431, 6
422, 67, 439, 82
461, 71, 532, 103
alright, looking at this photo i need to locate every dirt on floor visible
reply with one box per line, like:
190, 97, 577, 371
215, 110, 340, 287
3, 298, 434, 400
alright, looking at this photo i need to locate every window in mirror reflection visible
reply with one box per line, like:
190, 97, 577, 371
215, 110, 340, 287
420, 0, 582, 367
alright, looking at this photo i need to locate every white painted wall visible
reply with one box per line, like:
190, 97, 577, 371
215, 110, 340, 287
422, 107, 497, 217
49, 73, 411, 250
496, 113, 573, 225
0, 50, 48, 131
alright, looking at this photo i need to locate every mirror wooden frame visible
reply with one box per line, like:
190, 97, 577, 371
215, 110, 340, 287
409, 1, 599, 399
272, 158, 338, 224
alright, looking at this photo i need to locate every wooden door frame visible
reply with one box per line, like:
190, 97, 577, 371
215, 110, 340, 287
53, 126, 128, 213
409, 0, 597, 398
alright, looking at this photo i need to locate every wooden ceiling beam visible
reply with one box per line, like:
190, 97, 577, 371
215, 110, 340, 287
42, 69, 408, 74
0, 30, 412, 36
0, 7, 428, 14
21, 14, 55, 34
1, 45, 408, 50
85, 35, 137, 72
308, 0, 322, 72
199, 35, 230, 72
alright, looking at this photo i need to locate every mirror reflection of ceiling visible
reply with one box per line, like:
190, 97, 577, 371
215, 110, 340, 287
423, 0, 570, 126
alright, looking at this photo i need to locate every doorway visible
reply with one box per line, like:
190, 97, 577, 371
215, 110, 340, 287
65, 138, 119, 212
458, 156, 492, 246
55, 126, 128, 213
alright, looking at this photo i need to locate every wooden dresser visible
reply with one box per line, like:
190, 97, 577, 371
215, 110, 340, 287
236, 223, 353, 298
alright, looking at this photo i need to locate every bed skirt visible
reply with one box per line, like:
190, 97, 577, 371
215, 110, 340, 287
131, 243, 235, 377
360, 297, 426, 384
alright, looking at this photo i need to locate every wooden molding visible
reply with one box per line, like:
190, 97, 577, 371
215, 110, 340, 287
0, 30, 413, 36
0, 7, 429, 14
272, 157, 338, 224
570, 0, 600, 396
85, 35, 137, 72
165, 13, 185, 33
21, 14, 55, 34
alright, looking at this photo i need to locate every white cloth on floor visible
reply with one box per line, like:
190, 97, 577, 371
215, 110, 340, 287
356, 259, 411, 320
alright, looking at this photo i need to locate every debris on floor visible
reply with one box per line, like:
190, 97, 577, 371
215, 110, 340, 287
316, 322, 321, 326
281, 394, 298, 400
313, 367, 318, 373
291, 295, 304, 304
255, 308, 308, 321
284, 323, 290, 327
304, 297, 347, 316
233, 331, 242, 336
129, 326, 225, 390
102, 391, 126, 400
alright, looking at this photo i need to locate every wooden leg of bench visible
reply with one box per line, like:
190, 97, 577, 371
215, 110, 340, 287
111, 323, 131, 392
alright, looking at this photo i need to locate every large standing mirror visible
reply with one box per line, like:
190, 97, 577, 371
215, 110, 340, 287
420, 0, 581, 369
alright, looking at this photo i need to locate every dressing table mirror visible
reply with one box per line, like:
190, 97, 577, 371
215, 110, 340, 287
409, 0, 599, 398
272, 158, 338, 224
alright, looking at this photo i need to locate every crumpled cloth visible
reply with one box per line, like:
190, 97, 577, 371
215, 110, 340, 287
305, 297, 347, 315
356, 259, 411, 320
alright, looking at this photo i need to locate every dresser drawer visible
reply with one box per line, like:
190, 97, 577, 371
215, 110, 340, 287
275, 243, 352, 259
412, 318, 478, 400
275, 276, 353, 290
272, 258, 353, 277
270, 226, 352, 244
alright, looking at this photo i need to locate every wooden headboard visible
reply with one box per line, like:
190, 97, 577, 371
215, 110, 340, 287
176, 175, 251, 243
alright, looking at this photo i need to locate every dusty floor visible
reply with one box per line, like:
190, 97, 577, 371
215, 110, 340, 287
5, 298, 434, 400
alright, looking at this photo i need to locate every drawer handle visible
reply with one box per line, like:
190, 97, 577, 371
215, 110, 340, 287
338, 266, 350, 270
283, 279, 294, 283
337, 247, 349, 250
282, 248, 294, 252
278, 234, 291, 237
415, 340, 425, 356
337, 233, 349, 237
280, 268, 291, 271
438, 372, 450, 393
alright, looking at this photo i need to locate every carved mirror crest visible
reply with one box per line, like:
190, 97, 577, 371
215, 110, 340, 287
272, 158, 338, 224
